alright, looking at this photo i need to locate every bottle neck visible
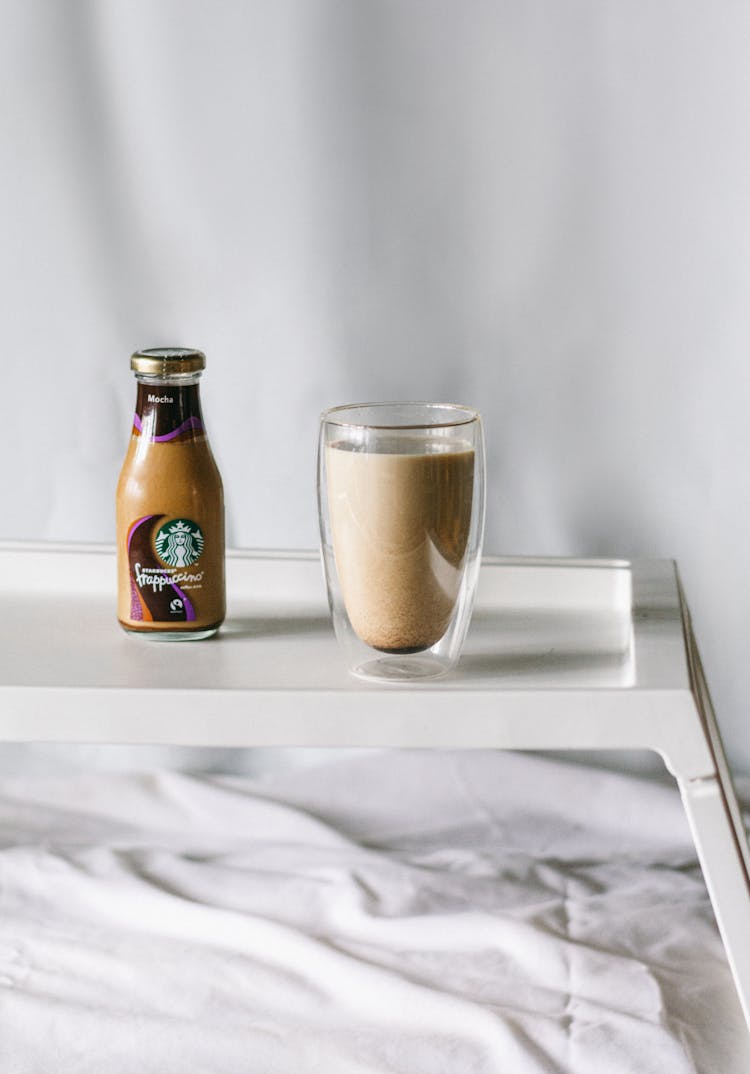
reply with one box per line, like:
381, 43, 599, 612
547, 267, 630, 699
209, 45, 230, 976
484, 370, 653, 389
132, 374, 206, 444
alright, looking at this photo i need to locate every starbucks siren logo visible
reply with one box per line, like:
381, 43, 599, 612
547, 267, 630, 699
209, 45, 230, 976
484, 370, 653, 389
154, 518, 204, 568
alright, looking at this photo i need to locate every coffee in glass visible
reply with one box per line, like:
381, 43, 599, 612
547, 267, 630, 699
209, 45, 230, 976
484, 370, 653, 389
318, 403, 485, 680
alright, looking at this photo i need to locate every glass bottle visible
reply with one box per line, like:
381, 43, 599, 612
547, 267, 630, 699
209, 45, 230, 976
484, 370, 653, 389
116, 347, 225, 639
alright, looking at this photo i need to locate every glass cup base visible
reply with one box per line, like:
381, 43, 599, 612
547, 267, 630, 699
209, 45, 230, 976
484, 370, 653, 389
350, 653, 449, 683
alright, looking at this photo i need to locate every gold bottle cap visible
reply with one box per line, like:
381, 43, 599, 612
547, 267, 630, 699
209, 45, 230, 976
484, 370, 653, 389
130, 347, 206, 375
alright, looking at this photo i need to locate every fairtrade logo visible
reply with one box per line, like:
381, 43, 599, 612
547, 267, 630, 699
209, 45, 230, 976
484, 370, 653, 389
154, 519, 204, 568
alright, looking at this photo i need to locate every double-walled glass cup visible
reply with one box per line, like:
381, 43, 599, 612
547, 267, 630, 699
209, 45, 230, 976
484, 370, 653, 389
318, 403, 485, 681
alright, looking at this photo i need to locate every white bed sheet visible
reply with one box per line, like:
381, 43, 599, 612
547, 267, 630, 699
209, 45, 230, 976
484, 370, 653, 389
0, 750, 747, 1073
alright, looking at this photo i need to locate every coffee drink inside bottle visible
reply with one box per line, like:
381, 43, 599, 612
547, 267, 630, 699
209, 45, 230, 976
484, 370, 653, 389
116, 347, 225, 639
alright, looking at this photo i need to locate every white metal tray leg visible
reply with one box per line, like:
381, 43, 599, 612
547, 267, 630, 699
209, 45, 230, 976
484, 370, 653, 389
671, 593, 750, 1032
678, 772, 750, 1030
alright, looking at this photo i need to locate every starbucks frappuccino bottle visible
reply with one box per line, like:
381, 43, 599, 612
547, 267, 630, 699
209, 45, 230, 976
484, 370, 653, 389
116, 347, 225, 639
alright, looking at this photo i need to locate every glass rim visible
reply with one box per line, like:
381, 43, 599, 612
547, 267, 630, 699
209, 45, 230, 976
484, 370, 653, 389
321, 401, 480, 431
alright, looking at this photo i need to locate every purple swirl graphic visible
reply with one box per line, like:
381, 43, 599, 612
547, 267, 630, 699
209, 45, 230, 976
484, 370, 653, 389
133, 414, 204, 441
152, 416, 204, 441
130, 576, 143, 620
128, 514, 156, 554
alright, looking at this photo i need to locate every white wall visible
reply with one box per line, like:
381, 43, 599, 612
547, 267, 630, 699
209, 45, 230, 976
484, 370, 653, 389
2, 1, 749, 771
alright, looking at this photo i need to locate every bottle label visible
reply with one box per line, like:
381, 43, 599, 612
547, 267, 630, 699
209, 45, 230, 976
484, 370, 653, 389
127, 514, 208, 623
132, 384, 205, 442
154, 518, 204, 568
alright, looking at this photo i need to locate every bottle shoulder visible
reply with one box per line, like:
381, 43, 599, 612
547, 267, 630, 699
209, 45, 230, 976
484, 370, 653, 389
117, 437, 223, 492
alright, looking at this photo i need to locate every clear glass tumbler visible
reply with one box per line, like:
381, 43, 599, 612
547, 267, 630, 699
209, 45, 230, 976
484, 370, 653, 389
318, 402, 485, 681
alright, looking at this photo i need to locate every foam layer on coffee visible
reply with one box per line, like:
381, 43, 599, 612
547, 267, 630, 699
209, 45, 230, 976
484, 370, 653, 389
327, 438, 474, 652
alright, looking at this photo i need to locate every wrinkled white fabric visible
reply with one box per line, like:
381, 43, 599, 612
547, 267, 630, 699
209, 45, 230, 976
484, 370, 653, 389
0, 751, 747, 1073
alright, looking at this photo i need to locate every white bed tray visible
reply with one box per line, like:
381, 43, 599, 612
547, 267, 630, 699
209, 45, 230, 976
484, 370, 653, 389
0, 542, 749, 1034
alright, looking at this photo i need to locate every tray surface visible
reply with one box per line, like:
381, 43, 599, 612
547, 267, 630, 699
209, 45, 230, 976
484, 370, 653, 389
0, 544, 699, 761
0, 544, 677, 689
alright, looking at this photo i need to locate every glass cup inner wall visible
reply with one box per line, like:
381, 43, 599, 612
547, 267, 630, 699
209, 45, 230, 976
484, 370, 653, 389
318, 403, 485, 682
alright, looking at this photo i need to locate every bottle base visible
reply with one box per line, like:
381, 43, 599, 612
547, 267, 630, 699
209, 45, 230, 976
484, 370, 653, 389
119, 620, 222, 641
